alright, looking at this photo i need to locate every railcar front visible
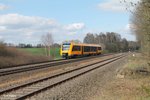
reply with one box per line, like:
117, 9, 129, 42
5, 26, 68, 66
60, 42, 72, 59
97, 46, 102, 54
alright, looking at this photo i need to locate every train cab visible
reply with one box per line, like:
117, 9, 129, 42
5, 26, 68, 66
60, 42, 71, 58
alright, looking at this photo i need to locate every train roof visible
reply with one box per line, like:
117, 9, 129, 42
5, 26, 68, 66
63, 42, 101, 47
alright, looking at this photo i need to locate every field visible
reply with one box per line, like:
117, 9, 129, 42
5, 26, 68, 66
19, 47, 61, 59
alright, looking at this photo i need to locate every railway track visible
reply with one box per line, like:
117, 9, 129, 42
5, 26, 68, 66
0, 58, 64, 69
0, 54, 126, 100
0, 54, 113, 76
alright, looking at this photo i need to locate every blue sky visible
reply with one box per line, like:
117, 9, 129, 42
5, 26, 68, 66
0, 0, 137, 44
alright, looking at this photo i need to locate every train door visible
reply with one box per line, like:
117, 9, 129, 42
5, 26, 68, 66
82, 46, 84, 56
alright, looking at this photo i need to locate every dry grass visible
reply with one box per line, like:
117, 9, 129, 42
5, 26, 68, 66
93, 53, 150, 100
0, 45, 50, 68
93, 78, 150, 100
114, 53, 150, 100
118, 53, 150, 77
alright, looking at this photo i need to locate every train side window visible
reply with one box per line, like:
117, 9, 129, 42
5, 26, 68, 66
90, 47, 96, 52
98, 47, 102, 50
83, 46, 87, 52
83, 46, 86, 52
84, 46, 91, 52
90, 47, 92, 51
91, 47, 94, 52
88, 46, 90, 52
72, 46, 81, 51
94, 47, 97, 51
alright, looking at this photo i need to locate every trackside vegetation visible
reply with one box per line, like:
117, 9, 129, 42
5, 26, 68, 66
117, 53, 150, 99
96, 1, 150, 99
0, 42, 50, 68
131, 0, 150, 60
121, 0, 150, 62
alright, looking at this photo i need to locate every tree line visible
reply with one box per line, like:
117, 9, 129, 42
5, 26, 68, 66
83, 32, 139, 53
121, 0, 150, 60
3, 42, 60, 48
131, 0, 150, 58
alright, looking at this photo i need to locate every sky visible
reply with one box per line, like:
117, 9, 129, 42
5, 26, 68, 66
0, 0, 138, 44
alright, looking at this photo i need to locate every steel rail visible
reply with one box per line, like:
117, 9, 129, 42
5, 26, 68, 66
0, 54, 113, 76
0, 53, 114, 70
0, 54, 125, 100
0, 58, 64, 69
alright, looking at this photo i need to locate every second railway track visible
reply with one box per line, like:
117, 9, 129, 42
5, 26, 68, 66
0, 54, 126, 100
0, 54, 113, 76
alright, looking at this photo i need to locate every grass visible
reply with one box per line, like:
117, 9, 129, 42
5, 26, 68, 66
19, 47, 61, 59
142, 85, 150, 97
115, 52, 150, 99
0, 45, 61, 68
50, 48, 61, 59
20, 48, 45, 55
0, 46, 50, 68
92, 53, 150, 100
118, 53, 150, 77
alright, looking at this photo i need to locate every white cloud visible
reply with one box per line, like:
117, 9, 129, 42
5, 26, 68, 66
0, 35, 2, 39
0, 14, 57, 29
125, 23, 136, 32
125, 24, 131, 31
118, 24, 136, 41
0, 26, 6, 31
0, 4, 9, 11
24, 32, 33, 39
98, 0, 139, 12
98, 0, 125, 12
118, 24, 132, 33
64, 23, 85, 31
0, 13, 85, 44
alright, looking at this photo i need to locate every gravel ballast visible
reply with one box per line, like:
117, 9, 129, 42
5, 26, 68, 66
29, 55, 127, 100
0, 54, 119, 90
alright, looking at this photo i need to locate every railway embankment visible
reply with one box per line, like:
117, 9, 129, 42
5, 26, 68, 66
1, 53, 149, 100
117, 53, 150, 78
117, 52, 150, 99
0, 54, 125, 100
0, 44, 50, 68
93, 52, 150, 100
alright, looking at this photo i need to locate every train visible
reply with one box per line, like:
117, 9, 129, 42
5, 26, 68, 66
60, 42, 102, 59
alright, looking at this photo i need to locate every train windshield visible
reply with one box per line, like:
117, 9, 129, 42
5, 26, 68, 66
62, 43, 70, 50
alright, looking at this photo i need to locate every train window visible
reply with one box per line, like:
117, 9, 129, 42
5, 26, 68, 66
94, 47, 96, 51
83, 46, 86, 52
72, 46, 81, 51
91, 47, 93, 51
84, 46, 90, 52
62, 43, 70, 50
91, 47, 97, 52
98, 47, 102, 50
94, 47, 97, 51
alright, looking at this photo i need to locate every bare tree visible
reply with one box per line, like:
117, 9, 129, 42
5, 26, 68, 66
121, 0, 150, 60
83, 33, 96, 44
41, 33, 54, 58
